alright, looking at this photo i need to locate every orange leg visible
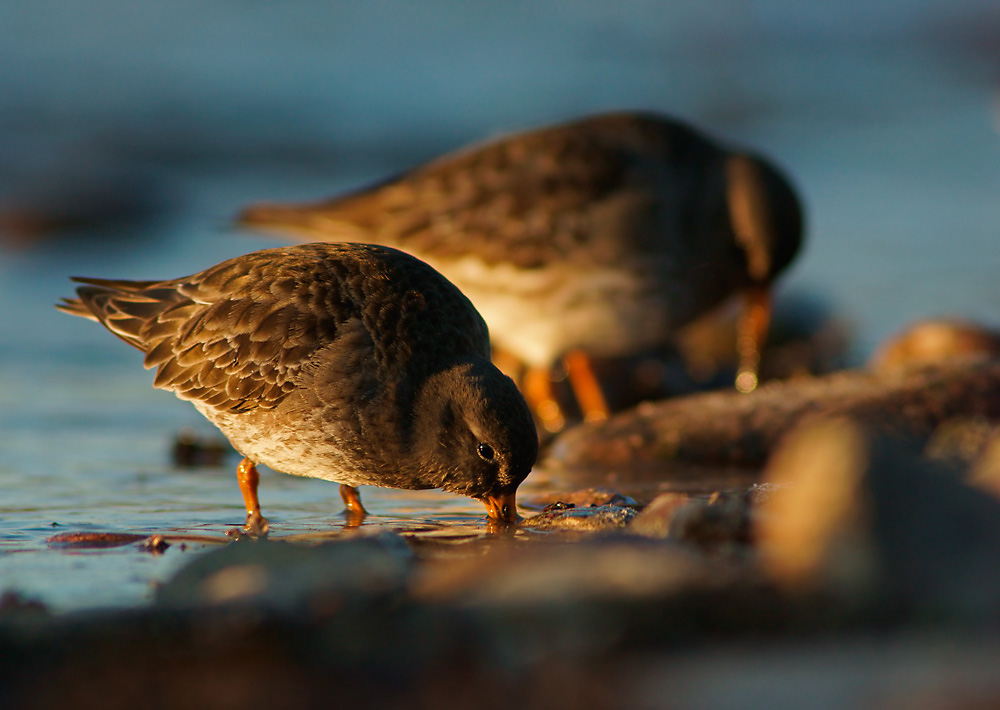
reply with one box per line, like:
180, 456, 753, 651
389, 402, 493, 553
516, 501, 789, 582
523, 366, 566, 433
735, 286, 773, 393
495, 345, 569, 433
340, 484, 368, 524
236, 457, 269, 536
563, 349, 609, 423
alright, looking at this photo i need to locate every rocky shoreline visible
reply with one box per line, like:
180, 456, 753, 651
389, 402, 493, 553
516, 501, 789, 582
6, 352, 1000, 708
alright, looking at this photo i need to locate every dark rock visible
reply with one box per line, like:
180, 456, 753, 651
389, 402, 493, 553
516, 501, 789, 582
171, 428, 232, 467
140, 535, 170, 554
0, 591, 49, 620
156, 531, 414, 612
0, 537, 750, 710
925, 416, 1000, 463
624, 635, 1000, 709
0, 160, 169, 246
47, 531, 150, 549
546, 359, 1000, 477
525, 486, 639, 510
412, 537, 717, 608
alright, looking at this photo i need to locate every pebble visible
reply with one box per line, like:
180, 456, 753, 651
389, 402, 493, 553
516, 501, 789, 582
756, 415, 1000, 620
869, 318, 1000, 373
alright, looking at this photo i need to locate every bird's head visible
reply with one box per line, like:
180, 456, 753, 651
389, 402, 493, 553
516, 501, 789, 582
411, 358, 538, 523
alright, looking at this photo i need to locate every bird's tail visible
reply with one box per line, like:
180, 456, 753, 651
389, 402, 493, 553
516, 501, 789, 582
55, 277, 170, 352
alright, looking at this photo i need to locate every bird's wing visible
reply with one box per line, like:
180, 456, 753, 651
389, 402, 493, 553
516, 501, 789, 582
238, 115, 693, 269
61, 247, 352, 413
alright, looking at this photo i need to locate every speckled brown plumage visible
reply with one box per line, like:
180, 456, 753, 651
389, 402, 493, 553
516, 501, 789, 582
239, 112, 804, 429
58, 243, 538, 530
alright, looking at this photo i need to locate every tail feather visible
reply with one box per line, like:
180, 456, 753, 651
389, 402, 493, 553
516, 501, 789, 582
55, 297, 99, 321
56, 279, 183, 353
237, 167, 405, 237
237, 197, 381, 243
70, 276, 163, 291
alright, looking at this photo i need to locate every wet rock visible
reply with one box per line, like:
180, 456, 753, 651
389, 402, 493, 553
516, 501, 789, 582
663, 493, 751, 548
0, 160, 168, 247
869, 319, 1000, 373
47, 531, 150, 549
541, 501, 577, 512
546, 359, 1000, 477
140, 535, 170, 554
633, 486, 781, 547
45, 530, 186, 554
525, 486, 639, 510
171, 428, 232, 467
756, 416, 1000, 621
628, 493, 693, 538
156, 531, 414, 611
522, 504, 638, 532
631, 491, 754, 550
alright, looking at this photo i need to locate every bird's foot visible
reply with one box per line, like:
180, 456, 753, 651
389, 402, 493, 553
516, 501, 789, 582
228, 511, 270, 540
735, 285, 772, 393
340, 484, 368, 527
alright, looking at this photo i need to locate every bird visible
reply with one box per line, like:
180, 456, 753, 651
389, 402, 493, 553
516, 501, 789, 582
238, 111, 804, 432
57, 242, 539, 534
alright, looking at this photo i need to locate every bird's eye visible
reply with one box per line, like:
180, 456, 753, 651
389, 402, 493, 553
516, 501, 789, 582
477, 443, 495, 462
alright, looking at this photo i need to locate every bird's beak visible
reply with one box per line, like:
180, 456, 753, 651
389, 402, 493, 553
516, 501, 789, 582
482, 492, 520, 523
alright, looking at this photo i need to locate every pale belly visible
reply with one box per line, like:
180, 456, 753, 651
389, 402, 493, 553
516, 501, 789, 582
192, 401, 379, 488
427, 254, 682, 368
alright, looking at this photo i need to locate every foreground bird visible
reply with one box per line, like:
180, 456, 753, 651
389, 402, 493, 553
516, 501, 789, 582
240, 111, 804, 431
57, 243, 538, 533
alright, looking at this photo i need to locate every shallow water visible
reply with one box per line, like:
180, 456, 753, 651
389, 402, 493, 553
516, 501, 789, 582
2, 0, 1000, 611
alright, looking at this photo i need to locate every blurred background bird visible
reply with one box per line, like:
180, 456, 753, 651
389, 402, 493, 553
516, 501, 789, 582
239, 111, 804, 432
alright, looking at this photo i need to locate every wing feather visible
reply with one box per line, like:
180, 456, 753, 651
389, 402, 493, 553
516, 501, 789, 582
58, 243, 491, 415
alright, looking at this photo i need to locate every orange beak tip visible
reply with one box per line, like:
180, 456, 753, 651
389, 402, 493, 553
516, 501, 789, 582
483, 492, 520, 524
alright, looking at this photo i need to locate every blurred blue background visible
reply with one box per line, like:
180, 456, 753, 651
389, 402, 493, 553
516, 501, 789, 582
1, 0, 999, 608
3, 1, 999, 353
